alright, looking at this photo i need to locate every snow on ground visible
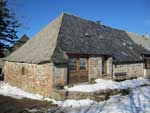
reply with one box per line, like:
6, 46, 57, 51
57, 99, 95, 108
57, 86, 150, 113
0, 78, 150, 113
0, 82, 56, 103
66, 77, 150, 92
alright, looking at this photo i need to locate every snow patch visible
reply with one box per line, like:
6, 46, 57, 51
57, 86, 150, 113
57, 99, 95, 108
0, 82, 55, 103
66, 78, 150, 92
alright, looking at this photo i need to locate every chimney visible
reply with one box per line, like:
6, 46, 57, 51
145, 32, 149, 40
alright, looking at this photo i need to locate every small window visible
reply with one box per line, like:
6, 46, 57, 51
0, 68, 2, 74
68, 58, 77, 70
22, 67, 25, 75
144, 59, 150, 69
80, 58, 87, 70
144, 63, 147, 69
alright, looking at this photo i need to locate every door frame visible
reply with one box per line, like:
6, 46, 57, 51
102, 56, 108, 74
67, 54, 89, 84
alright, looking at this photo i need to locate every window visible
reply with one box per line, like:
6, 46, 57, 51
22, 67, 25, 75
144, 59, 150, 69
68, 58, 77, 70
80, 58, 87, 70
68, 57, 88, 71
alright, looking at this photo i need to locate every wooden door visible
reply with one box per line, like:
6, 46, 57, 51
68, 57, 88, 84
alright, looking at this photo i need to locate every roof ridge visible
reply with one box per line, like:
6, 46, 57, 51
49, 13, 65, 62
62, 12, 102, 26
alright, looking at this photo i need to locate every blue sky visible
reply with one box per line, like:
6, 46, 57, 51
8, 0, 150, 38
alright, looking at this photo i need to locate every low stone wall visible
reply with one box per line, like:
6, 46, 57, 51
113, 63, 144, 79
51, 88, 130, 101
4, 61, 53, 97
52, 82, 150, 101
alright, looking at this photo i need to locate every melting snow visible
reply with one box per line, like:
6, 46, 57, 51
57, 86, 150, 113
66, 78, 150, 92
0, 82, 55, 103
0, 78, 150, 113
57, 99, 95, 108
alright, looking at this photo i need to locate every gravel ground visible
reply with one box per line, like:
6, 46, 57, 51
0, 95, 57, 113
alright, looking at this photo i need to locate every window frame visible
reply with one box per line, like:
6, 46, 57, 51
68, 58, 77, 71
68, 57, 88, 71
79, 58, 87, 71
22, 67, 25, 75
144, 59, 150, 69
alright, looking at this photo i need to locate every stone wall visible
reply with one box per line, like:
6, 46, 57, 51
4, 61, 53, 97
88, 57, 113, 80
107, 57, 113, 75
144, 69, 150, 78
0, 60, 4, 76
113, 63, 144, 78
88, 57, 102, 80
53, 65, 67, 87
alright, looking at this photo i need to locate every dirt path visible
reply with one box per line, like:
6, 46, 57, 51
0, 95, 57, 113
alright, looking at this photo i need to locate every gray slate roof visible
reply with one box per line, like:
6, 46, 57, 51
2, 34, 29, 57
10, 34, 29, 52
5, 13, 150, 64
127, 32, 150, 52
5, 14, 63, 64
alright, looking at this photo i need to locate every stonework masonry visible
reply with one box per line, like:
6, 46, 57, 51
53, 65, 67, 87
88, 57, 113, 80
4, 61, 54, 97
88, 57, 102, 80
113, 63, 144, 79
4, 60, 148, 98
144, 69, 150, 78
106, 57, 113, 76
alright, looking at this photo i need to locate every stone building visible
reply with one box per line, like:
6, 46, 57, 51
4, 13, 150, 97
0, 58, 4, 79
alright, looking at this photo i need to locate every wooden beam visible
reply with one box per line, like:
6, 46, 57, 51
76, 58, 80, 71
